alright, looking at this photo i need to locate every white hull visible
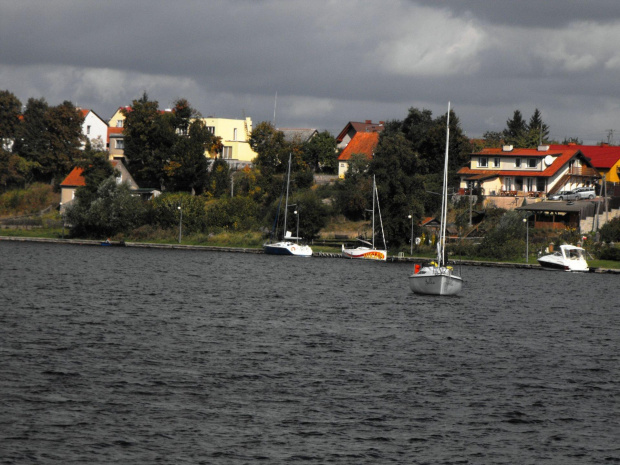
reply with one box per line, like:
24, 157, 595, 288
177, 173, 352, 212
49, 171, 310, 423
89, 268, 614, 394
409, 266, 463, 295
537, 244, 588, 272
263, 241, 312, 257
342, 245, 387, 261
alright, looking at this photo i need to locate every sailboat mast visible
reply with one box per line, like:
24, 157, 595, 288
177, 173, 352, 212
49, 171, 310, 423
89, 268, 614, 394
439, 102, 451, 266
283, 154, 291, 238
372, 176, 376, 249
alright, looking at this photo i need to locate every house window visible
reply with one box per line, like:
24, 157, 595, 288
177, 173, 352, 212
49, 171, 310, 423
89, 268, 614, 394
478, 157, 488, 168
115, 139, 125, 149
86, 125, 91, 135
206, 126, 215, 134
528, 158, 537, 168
493, 157, 500, 168
222, 146, 232, 159
233, 128, 238, 141
116, 120, 124, 128
515, 158, 521, 168
504, 177, 513, 191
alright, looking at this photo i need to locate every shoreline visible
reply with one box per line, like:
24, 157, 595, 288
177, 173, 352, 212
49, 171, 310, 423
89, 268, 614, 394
2, 235, 619, 274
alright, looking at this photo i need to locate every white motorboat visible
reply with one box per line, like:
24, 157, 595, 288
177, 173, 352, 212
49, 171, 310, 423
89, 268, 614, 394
409, 102, 463, 296
537, 244, 589, 271
342, 175, 387, 261
263, 154, 313, 257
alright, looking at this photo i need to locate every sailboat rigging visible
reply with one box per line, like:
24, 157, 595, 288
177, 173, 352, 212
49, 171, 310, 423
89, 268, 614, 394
341, 175, 387, 261
409, 102, 463, 295
263, 154, 313, 257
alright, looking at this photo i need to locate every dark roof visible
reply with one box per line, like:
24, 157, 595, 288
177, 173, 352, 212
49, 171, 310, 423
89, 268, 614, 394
336, 121, 384, 142
516, 200, 599, 214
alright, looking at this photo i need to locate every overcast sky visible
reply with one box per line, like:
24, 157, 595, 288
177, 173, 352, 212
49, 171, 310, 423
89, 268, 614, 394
2, 0, 620, 143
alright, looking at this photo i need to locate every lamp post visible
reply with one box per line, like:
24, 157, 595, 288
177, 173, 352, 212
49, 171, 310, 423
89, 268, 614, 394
178, 205, 182, 244
60, 202, 65, 239
523, 217, 529, 263
408, 213, 414, 255
294, 209, 299, 242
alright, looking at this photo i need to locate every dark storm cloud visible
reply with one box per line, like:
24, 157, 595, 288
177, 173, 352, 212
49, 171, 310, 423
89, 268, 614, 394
410, 0, 620, 27
1, 0, 620, 142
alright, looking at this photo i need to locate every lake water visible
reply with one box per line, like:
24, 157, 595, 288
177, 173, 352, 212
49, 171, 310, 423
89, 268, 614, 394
1, 240, 619, 464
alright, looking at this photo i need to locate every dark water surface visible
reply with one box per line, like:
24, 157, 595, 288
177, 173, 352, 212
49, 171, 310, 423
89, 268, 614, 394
1, 241, 619, 464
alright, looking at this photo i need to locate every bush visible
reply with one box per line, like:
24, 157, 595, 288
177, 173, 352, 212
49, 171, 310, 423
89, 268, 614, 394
149, 192, 208, 234
0, 183, 58, 216
206, 196, 260, 231
600, 217, 620, 243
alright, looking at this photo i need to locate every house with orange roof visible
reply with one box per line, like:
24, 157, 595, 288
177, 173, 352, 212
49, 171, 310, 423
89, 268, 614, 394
550, 143, 620, 184
59, 160, 139, 210
78, 108, 108, 151
336, 120, 384, 150
337, 131, 380, 179
457, 145, 600, 204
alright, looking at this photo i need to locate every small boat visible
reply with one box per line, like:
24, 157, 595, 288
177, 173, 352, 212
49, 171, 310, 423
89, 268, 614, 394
409, 102, 463, 296
263, 154, 313, 257
342, 175, 387, 261
537, 244, 589, 271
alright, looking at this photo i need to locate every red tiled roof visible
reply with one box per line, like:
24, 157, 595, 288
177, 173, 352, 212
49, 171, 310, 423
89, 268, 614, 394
337, 132, 379, 161
60, 161, 121, 187
60, 167, 86, 187
336, 120, 384, 142
473, 147, 558, 158
107, 126, 124, 143
549, 144, 620, 169
458, 149, 582, 178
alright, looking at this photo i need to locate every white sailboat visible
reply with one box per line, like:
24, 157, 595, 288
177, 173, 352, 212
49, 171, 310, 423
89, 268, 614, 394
342, 175, 387, 261
263, 154, 313, 257
409, 102, 463, 295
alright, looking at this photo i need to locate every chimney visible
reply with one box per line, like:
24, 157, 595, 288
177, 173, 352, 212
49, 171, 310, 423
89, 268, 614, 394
502, 145, 513, 152
537, 145, 550, 151
365, 120, 372, 124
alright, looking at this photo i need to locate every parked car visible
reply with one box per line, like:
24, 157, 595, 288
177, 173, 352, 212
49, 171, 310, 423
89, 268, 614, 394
549, 190, 578, 201
572, 186, 596, 199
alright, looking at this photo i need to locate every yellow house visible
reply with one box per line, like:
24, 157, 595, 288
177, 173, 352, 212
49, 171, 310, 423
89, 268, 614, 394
200, 116, 258, 168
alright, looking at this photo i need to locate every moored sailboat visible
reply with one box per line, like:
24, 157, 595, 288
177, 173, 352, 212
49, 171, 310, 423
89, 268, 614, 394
341, 175, 387, 261
263, 154, 313, 257
409, 102, 463, 295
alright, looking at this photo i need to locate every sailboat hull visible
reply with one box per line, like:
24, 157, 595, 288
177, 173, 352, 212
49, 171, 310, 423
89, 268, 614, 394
409, 266, 463, 295
263, 241, 312, 257
342, 246, 387, 261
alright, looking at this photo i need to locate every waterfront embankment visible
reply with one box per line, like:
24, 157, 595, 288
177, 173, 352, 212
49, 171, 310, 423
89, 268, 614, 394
2, 235, 619, 273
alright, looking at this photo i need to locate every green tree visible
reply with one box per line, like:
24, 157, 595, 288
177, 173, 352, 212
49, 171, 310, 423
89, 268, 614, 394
0, 90, 22, 143
206, 196, 260, 231
66, 177, 147, 238
288, 190, 329, 240
249, 121, 289, 176
207, 157, 232, 198
302, 131, 337, 173
482, 131, 504, 148
503, 110, 528, 147
149, 192, 208, 234
525, 108, 550, 147
165, 117, 212, 194
600, 217, 620, 243
14, 98, 84, 184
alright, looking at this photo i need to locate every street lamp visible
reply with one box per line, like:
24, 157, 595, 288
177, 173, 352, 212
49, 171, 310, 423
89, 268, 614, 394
178, 205, 182, 244
294, 209, 299, 242
60, 202, 65, 239
408, 213, 414, 255
523, 217, 529, 263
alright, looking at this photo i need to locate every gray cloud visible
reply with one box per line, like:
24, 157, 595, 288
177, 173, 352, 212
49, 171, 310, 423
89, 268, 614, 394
1, 0, 620, 143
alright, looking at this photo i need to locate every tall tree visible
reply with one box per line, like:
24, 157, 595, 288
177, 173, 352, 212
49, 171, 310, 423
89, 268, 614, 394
526, 108, 550, 147
503, 110, 527, 146
14, 98, 83, 184
249, 121, 289, 176
0, 90, 22, 144
302, 131, 337, 173
123, 92, 171, 190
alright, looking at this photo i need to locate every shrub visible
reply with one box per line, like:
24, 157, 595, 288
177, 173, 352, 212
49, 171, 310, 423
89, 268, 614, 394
600, 217, 620, 243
